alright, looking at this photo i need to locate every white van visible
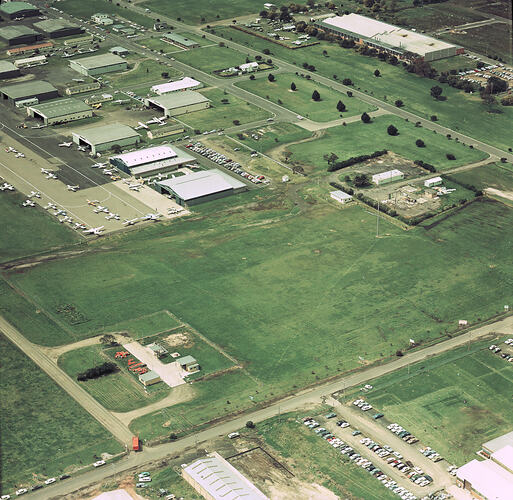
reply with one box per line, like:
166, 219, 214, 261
228, 432, 240, 439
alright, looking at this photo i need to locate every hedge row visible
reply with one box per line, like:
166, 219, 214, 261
77, 362, 118, 382
414, 160, 437, 173
327, 150, 388, 172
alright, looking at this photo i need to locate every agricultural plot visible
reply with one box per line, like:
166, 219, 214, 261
356, 341, 513, 465
109, 311, 182, 339
142, 0, 261, 25
177, 88, 272, 132
287, 115, 487, 174
447, 163, 513, 198
58, 345, 168, 412
172, 45, 249, 74
0, 335, 122, 493
0, 190, 79, 264
237, 73, 375, 122
212, 26, 513, 152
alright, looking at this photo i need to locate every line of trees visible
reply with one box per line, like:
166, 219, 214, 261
77, 362, 118, 382
327, 150, 388, 172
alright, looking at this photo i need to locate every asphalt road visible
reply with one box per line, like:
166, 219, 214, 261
14, 314, 513, 499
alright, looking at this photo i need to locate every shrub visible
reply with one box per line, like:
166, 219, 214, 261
415, 139, 425, 147
395, 99, 403, 107
414, 160, 436, 172
246, 421, 255, 429
77, 362, 118, 382
387, 124, 399, 136
342, 78, 353, 86
446, 153, 456, 160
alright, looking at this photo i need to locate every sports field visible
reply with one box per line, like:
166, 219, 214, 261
356, 341, 513, 464
0, 191, 79, 264
172, 45, 250, 73
58, 345, 168, 412
4, 192, 512, 438
0, 335, 122, 493
237, 73, 375, 122
142, 0, 261, 25
177, 88, 272, 131
287, 115, 487, 173
213, 27, 513, 152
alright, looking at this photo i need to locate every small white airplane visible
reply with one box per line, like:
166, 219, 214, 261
141, 213, 161, 222
0, 183, 14, 191
55, 209, 67, 216
22, 199, 35, 207
41, 168, 51, 174
135, 121, 149, 130
5, 146, 17, 153
15, 152, 25, 158
158, 121, 167, 126
58, 142, 72, 147
123, 218, 139, 226
127, 184, 141, 191
102, 168, 116, 175
73, 222, 86, 230
77, 146, 87, 152
46, 172, 58, 180
105, 213, 120, 220
83, 226, 104, 235
59, 216, 73, 224
28, 191, 41, 198
151, 116, 166, 125
44, 202, 57, 210
91, 162, 106, 168
67, 185, 79, 192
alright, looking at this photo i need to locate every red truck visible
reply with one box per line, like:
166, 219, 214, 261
132, 436, 140, 452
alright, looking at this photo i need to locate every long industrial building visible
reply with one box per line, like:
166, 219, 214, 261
316, 14, 463, 61
27, 98, 93, 125
157, 169, 246, 206
150, 77, 201, 95
145, 90, 210, 117
109, 145, 196, 177
182, 452, 269, 500
69, 53, 128, 77
0, 80, 59, 105
0, 25, 42, 46
161, 32, 199, 49
0, 1, 40, 20
72, 123, 140, 155
0, 61, 21, 80
33, 19, 84, 39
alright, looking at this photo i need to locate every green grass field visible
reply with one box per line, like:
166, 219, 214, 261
172, 44, 249, 73
177, 88, 271, 131
213, 26, 513, 152
58, 345, 168, 412
109, 310, 182, 339
287, 115, 486, 173
5, 191, 512, 439
108, 59, 182, 89
447, 163, 513, 193
142, 0, 262, 24
0, 191, 79, 263
237, 73, 375, 122
139, 33, 212, 53
253, 412, 397, 500
355, 341, 513, 464
0, 335, 122, 493
59, 0, 154, 27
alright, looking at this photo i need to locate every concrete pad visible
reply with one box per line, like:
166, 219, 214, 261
123, 342, 186, 388
93, 489, 142, 500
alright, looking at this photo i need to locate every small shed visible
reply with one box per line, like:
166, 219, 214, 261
109, 46, 129, 56
139, 370, 161, 386
178, 355, 200, 372
147, 342, 168, 358
424, 176, 443, 188
330, 190, 352, 204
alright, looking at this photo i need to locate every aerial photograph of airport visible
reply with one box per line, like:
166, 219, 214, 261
0, 0, 512, 499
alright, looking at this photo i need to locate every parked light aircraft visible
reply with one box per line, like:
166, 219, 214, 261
123, 218, 139, 226
22, 199, 35, 207
83, 226, 104, 235
58, 142, 72, 147
0, 183, 14, 191
67, 185, 79, 191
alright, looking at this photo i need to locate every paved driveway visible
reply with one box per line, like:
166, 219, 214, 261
123, 342, 186, 388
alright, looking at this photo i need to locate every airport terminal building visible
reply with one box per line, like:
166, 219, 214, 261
27, 98, 92, 125
109, 145, 196, 177
70, 53, 128, 77
315, 14, 462, 61
72, 123, 140, 155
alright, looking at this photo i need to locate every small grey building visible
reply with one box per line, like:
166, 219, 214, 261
70, 53, 128, 77
145, 90, 210, 118
0, 25, 42, 46
0, 80, 58, 105
72, 123, 140, 155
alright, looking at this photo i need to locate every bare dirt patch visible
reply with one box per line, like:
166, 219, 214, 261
164, 331, 193, 347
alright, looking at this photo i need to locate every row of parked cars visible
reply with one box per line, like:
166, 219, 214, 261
302, 417, 419, 500
489, 339, 513, 362
2, 474, 71, 498
386, 423, 420, 446
359, 437, 433, 488
185, 142, 269, 185
418, 447, 444, 463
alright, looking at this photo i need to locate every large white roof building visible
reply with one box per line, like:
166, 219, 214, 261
317, 14, 462, 61
150, 77, 201, 95
372, 169, 404, 185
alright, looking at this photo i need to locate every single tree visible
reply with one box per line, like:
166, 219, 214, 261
394, 99, 403, 107
292, 165, 305, 175
430, 85, 443, 99
336, 100, 346, 112
354, 174, 371, 187
387, 124, 399, 136
290, 82, 296, 91
161, 72, 169, 79
312, 90, 321, 101
415, 139, 425, 147
323, 152, 339, 166
246, 421, 256, 429
342, 78, 353, 86
361, 112, 371, 123
374, 69, 381, 77
267, 73, 275, 82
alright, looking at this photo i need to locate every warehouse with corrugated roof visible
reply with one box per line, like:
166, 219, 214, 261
0, 80, 58, 105
72, 123, 140, 155
0, 25, 42, 46
0, 1, 40, 20
33, 19, 84, 39
27, 98, 93, 125
145, 90, 210, 117
69, 53, 128, 76
0, 61, 21, 80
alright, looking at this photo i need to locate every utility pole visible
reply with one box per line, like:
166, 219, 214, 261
376, 200, 380, 238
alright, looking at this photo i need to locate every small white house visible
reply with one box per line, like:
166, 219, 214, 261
424, 176, 443, 188
239, 62, 259, 73
330, 190, 352, 204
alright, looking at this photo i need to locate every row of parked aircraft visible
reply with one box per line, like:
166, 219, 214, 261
5, 146, 25, 158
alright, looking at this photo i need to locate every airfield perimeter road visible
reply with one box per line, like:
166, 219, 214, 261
7, 314, 512, 499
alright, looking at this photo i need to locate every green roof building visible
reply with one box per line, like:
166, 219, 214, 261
139, 370, 161, 386
0, 25, 42, 46
33, 19, 83, 39
0, 80, 58, 104
69, 53, 128, 76
0, 2, 39, 20
177, 355, 200, 372
145, 90, 210, 118
72, 123, 140, 155
162, 32, 199, 49
0, 61, 21, 80
27, 98, 92, 125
